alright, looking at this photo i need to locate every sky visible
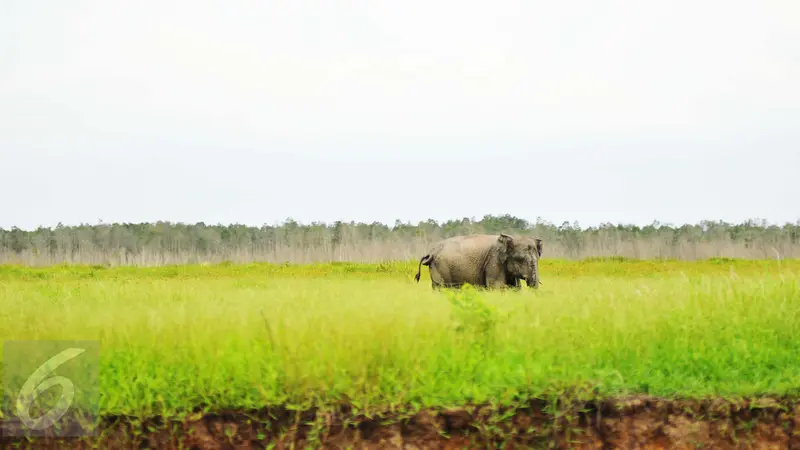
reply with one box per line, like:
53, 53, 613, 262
1, 0, 799, 230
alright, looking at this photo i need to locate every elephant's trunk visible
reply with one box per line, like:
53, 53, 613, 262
528, 260, 540, 288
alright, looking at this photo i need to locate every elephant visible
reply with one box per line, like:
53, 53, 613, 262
413, 234, 543, 289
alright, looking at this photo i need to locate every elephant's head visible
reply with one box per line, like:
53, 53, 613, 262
497, 234, 543, 288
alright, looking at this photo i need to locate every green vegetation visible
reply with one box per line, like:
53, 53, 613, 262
1, 258, 799, 422
2, 215, 799, 264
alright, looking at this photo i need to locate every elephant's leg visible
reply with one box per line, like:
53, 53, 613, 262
429, 264, 445, 289
484, 261, 510, 289
486, 275, 509, 289
505, 272, 521, 288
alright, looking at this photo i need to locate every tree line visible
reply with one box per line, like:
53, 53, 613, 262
1, 215, 798, 266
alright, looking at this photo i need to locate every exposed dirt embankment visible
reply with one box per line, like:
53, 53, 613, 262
3, 396, 799, 449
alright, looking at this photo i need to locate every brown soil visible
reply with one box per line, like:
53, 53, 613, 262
2, 396, 799, 449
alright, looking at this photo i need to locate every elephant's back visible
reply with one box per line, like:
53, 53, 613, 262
433, 235, 498, 284
438, 234, 498, 250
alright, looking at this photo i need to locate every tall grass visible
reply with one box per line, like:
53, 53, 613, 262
1, 259, 799, 420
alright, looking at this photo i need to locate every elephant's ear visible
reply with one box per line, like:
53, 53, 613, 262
535, 238, 543, 257
497, 234, 514, 262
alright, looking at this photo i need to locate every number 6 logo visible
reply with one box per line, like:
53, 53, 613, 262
15, 348, 86, 430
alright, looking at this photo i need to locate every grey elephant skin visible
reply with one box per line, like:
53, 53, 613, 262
413, 234, 543, 289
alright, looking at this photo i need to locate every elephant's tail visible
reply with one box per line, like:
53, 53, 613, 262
414, 254, 432, 282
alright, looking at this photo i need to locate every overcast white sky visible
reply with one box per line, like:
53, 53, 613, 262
1, 0, 798, 230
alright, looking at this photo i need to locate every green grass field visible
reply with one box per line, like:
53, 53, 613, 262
1, 258, 799, 422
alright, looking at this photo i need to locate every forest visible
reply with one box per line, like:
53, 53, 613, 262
2, 214, 798, 265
